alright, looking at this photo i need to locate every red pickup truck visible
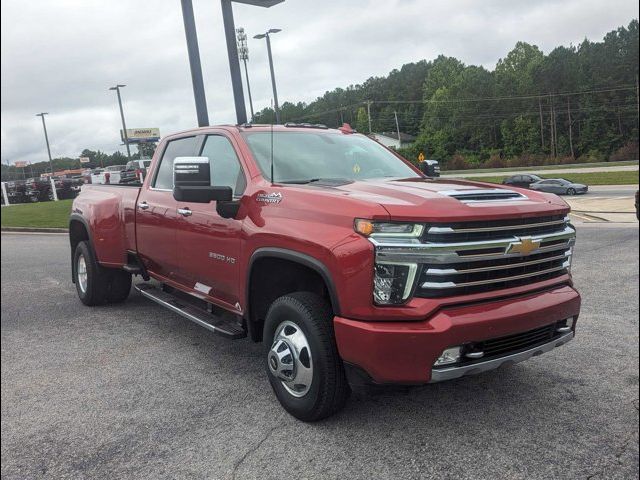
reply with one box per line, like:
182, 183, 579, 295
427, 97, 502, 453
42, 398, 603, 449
70, 124, 580, 421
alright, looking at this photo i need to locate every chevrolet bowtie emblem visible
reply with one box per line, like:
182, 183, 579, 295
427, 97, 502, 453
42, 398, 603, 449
507, 237, 541, 256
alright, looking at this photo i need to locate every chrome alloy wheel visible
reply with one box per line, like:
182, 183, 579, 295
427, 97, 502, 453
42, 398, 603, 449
268, 320, 313, 398
77, 254, 88, 293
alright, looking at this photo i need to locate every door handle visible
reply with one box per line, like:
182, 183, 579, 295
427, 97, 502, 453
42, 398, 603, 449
138, 201, 149, 210
178, 208, 192, 217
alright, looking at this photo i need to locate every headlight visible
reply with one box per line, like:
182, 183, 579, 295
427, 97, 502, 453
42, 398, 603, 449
373, 262, 418, 304
355, 219, 423, 305
354, 219, 424, 238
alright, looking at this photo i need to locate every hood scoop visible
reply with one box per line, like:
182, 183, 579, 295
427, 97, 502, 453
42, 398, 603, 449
438, 188, 527, 203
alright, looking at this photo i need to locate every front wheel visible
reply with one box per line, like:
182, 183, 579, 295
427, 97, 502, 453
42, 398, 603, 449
566, 188, 576, 195
263, 292, 349, 421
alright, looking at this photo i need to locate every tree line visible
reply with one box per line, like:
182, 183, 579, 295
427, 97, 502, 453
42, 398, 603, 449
254, 20, 639, 167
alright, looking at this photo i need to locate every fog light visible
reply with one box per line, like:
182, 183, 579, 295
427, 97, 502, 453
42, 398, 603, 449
434, 346, 462, 366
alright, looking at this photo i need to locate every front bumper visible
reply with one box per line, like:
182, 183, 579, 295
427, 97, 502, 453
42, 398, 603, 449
430, 331, 573, 382
333, 285, 580, 384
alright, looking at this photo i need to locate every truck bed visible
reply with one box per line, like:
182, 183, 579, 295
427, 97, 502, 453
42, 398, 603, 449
73, 184, 141, 266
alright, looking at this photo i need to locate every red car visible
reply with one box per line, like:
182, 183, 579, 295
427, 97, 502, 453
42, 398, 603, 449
69, 124, 580, 421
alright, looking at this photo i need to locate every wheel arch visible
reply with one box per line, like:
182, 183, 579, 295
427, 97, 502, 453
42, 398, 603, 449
245, 248, 341, 342
69, 214, 92, 283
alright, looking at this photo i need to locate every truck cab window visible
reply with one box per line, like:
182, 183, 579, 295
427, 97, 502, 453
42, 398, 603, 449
200, 135, 246, 196
153, 136, 198, 190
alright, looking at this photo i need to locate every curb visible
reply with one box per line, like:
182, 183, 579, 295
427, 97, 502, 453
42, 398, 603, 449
1, 227, 68, 233
572, 210, 636, 214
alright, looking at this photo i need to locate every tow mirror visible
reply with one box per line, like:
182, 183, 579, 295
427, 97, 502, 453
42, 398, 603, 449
172, 157, 232, 203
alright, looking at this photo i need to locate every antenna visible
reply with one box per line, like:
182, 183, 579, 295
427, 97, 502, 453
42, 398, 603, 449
270, 99, 275, 184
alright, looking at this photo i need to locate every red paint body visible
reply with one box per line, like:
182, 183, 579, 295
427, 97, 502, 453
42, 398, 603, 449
72, 125, 581, 384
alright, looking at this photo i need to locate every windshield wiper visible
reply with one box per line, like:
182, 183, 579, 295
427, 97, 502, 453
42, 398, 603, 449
280, 178, 353, 185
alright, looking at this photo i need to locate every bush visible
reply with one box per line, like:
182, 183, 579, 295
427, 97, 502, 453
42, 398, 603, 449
609, 141, 639, 162
482, 155, 506, 169
445, 154, 473, 170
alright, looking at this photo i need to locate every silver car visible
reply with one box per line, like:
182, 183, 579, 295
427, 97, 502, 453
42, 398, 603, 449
529, 178, 588, 195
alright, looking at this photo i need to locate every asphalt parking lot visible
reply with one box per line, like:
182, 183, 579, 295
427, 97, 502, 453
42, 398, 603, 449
1, 227, 638, 480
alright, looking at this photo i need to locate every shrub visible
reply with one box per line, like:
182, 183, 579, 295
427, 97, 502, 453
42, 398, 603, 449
445, 154, 473, 170
609, 141, 639, 162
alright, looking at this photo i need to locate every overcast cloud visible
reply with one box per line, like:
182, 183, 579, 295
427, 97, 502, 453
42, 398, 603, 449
1, 0, 638, 165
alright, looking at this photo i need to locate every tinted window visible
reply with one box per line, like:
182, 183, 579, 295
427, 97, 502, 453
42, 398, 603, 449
242, 131, 419, 182
200, 135, 246, 195
153, 136, 198, 189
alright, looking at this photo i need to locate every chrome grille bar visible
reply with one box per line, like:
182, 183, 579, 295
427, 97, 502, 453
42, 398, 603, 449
373, 226, 576, 264
422, 261, 571, 289
425, 251, 571, 275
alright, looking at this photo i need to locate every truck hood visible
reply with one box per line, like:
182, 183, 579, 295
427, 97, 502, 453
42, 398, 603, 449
306, 177, 570, 222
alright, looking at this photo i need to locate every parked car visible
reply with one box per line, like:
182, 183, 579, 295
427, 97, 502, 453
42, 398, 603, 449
529, 178, 588, 195
52, 176, 83, 199
5, 180, 28, 204
69, 124, 580, 421
502, 174, 542, 189
25, 177, 54, 202
91, 165, 127, 184
418, 159, 440, 177
119, 159, 152, 184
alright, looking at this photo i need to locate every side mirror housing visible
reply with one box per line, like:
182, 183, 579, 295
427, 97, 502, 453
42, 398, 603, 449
172, 157, 232, 203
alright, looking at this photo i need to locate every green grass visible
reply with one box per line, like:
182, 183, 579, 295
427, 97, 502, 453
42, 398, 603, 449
463, 170, 639, 186
1, 199, 73, 228
444, 160, 638, 174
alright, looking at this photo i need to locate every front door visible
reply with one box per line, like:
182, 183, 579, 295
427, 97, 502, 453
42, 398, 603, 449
136, 135, 200, 280
175, 134, 247, 312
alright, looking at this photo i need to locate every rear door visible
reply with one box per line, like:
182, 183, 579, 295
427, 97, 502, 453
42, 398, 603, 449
174, 133, 247, 310
136, 135, 200, 280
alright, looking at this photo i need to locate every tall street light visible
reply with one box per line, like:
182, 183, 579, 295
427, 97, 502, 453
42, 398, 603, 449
254, 28, 282, 124
180, 0, 209, 127
236, 27, 255, 121
109, 84, 131, 158
35, 112, 54, 174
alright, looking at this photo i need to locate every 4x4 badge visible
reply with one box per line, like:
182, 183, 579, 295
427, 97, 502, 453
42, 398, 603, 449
506, 237, 541, 256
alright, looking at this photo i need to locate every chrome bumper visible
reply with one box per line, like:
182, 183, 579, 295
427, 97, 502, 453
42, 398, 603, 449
429, 331, 574, 383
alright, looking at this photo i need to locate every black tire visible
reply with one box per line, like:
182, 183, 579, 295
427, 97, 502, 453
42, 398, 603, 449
106, 269, 132, 303
74, 241, 110, 306
566, 188, 576, 196
263, 292, 350, 422
73, 241, 132, 305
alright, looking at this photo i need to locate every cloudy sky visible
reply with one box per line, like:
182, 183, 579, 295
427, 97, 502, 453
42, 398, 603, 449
1, 0, 638, 165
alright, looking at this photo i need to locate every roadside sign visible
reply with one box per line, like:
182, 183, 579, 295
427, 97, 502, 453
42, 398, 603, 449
418, 152, 425, 163
121, 128, 160, 144
14, 161, 28, 168
79, 157, 90, 164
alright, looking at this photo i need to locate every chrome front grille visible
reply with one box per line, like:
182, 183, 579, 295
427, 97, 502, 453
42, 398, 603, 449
371, 215, 574, 300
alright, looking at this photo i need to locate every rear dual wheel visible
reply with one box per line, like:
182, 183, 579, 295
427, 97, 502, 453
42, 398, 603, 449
74, 241, 131, 306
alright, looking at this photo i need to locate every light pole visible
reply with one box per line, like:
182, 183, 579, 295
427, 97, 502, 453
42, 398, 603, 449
254, 28, 282, 124
35, 113, 54, 174
181, 0, 209, 127
109, 84, 131, 158
236, 27, 255, 121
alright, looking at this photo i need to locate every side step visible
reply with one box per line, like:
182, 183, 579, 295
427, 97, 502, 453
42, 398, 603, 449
123, 264, 142, 274
134, 283, 246, 339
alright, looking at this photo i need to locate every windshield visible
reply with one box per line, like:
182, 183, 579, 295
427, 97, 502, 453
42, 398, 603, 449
242, 131, 419, 183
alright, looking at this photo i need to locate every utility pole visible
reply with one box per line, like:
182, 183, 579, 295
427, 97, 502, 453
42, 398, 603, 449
394, 111, 401, 143
538, 96, 545, 150
180, 0, 209, 127
35, 113, 54, 174
636, 74, 639, 129
109, 85, 131, 158
567, 98, 574, 158
254, 29, 282, 124
221, 0, 247, 124
366, 101, 372, 133
548, 95, 555, 158
236, 28, 254, 121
